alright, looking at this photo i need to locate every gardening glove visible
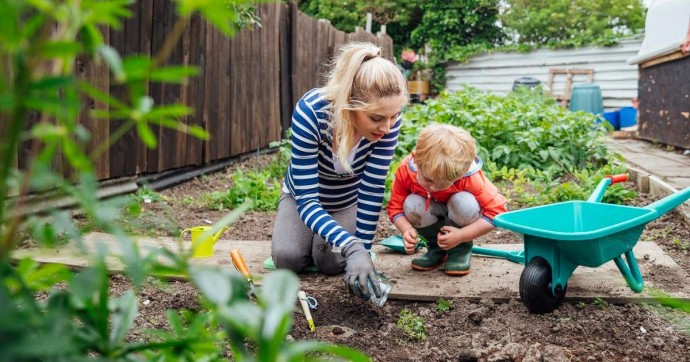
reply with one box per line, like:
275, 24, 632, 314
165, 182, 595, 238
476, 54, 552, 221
341, 240, 382, 300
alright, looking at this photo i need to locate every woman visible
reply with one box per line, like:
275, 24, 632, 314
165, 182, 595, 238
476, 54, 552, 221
271, 42, 408, 300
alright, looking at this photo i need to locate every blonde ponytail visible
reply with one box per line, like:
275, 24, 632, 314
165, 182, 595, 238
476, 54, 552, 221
324, 42, 408, 173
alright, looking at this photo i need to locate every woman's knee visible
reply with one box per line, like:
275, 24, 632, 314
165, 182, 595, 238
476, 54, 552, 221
272, 248, 309, 273
316, 258, 346, 275
447, 191, 481, 226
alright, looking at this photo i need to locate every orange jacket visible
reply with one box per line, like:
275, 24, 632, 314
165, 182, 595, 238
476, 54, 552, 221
387, 155, 507, 224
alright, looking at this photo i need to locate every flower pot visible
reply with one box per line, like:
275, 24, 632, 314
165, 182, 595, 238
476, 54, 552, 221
407, 80, 429, 95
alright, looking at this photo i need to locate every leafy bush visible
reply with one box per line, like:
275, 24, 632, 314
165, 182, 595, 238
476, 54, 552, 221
203, 140, 290, 212
204, 169, 283, 211
401, 87, 610, 172
386, 87, 635, 207
397, 308, 426, 341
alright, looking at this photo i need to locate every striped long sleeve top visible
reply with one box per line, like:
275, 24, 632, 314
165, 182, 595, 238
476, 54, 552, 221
283, 88, 401, 250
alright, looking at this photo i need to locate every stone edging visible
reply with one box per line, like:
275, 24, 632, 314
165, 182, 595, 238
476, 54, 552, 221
625, 164, 690, 227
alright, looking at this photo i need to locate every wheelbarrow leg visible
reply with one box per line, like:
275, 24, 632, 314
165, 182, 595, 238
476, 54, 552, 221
613, 249, 644, 292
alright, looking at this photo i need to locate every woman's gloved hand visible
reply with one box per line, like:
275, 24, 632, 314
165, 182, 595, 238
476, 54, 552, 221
341, 241, 382, 300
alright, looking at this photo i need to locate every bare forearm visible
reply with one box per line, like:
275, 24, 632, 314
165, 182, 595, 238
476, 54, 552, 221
393, 216, 414, 234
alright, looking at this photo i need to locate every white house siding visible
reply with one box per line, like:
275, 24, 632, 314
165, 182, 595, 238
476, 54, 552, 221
445, 39, 642, 111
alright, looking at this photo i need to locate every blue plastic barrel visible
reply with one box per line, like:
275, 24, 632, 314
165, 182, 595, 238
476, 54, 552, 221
619, 107, 637, 128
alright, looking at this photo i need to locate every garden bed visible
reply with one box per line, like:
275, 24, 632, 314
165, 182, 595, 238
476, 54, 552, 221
104, 153, 690, 361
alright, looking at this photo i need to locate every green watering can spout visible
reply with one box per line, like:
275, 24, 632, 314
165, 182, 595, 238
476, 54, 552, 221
645, 187, 690, 217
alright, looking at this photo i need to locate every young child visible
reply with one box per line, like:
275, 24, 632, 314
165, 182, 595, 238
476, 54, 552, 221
387, 124, 507, 275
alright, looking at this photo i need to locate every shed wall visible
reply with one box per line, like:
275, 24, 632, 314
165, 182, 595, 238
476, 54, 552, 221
445, 40, 642, 111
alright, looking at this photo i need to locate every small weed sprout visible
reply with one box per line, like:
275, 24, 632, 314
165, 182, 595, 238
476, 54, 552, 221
436, 298, 453, 312
593, 297, 608, 309
672, 238, 689, 250
397, 308, 426, 341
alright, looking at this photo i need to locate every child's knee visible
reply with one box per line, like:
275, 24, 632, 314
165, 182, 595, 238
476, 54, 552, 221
403, 194, 427, 225
447, 192, 481, 226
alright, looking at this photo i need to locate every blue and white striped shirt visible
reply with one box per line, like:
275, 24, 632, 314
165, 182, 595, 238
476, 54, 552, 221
284, 88, 401, 250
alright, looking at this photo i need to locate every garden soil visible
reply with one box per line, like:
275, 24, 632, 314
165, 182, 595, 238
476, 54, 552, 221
117, 154, 690, 361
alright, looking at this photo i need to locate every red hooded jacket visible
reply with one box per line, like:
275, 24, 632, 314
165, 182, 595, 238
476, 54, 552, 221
387, 155, 507, 224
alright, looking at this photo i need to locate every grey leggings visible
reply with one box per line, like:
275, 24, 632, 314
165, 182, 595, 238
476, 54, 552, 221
271, 192, 356, 275
403, 192, 481, 228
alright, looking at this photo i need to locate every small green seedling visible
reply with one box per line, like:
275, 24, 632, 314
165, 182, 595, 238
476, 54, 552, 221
397, 308, 426, 341
436, 298, 453, 312
593, 297, 608, 309
416, 235, 429, 249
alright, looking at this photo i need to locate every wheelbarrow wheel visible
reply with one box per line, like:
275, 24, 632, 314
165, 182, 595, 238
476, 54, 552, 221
519, 257, 567, 314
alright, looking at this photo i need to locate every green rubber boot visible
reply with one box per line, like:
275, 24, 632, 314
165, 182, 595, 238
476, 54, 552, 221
445, 241, 473, 276
411, 221, 447, 271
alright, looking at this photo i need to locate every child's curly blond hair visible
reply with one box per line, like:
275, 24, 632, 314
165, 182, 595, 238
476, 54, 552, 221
414, 124, 477, 186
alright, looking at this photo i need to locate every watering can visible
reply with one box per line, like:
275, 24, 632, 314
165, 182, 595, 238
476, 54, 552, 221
181, 226, 229, 258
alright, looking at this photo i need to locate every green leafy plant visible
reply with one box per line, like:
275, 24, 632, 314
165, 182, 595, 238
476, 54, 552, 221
385, 87, 637, 208
397, 308, 426, 341
593, 297, 608, 309
203, 140, 290, 212
436, 298, 453, 312
0, 1, 368, 360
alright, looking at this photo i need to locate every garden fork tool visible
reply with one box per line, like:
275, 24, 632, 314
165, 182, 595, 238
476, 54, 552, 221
230, 249, 258, 299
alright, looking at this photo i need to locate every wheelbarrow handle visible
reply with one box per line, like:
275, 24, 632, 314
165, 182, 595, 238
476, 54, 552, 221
587, 174, 629, 203
606, 174, 628, 184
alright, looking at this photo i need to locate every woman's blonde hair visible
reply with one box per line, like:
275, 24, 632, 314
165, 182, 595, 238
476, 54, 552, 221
324, 42, 408, 172
414, 124, 477, 186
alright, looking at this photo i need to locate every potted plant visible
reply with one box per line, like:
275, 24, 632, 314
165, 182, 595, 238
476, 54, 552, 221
399, 49, 431, 102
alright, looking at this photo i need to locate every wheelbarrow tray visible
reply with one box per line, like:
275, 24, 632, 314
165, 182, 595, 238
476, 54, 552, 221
494, 201, 657, 268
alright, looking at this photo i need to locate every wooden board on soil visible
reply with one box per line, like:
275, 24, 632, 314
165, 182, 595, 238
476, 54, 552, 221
14, 232, 690, 303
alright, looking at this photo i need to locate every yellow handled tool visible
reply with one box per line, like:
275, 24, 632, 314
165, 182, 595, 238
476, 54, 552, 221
230, 249, 257, 298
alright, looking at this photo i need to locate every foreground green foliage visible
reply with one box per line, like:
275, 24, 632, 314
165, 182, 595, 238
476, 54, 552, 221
0, 1, 368, 360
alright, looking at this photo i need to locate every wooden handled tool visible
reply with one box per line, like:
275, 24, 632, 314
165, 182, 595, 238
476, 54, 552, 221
297, 291, 315, 332
230, 249, 257, 297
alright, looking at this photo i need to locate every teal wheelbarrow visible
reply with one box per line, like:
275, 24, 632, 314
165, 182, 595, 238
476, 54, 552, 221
494, 174, 690, 314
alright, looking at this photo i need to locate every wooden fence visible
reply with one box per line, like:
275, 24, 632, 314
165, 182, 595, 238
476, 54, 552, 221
10, 1, 393, 180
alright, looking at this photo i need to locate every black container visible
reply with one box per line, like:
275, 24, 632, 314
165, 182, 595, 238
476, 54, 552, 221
512, 77, 541, 91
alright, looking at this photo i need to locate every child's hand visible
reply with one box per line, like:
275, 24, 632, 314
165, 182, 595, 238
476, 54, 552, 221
437, 226, 464, 250
402, 228, 418, 254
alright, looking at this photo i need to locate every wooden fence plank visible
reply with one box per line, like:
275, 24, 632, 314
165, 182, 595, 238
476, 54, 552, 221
1, 54, 18, 170
208, 26, 219, 160
159, 0, 180, 170
122, 1, 142, 176
202, 22, 213, 163
108, 23, 127, 178
137, 0, 154, 173
186, 13, 204, 166
147, 0, 165, 172
268, 3, 282, 143
218, 27, 231, 159
279, 2, 292, 137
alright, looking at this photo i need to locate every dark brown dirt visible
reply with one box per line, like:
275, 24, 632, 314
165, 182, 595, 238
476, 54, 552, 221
118, 153, 690, 361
